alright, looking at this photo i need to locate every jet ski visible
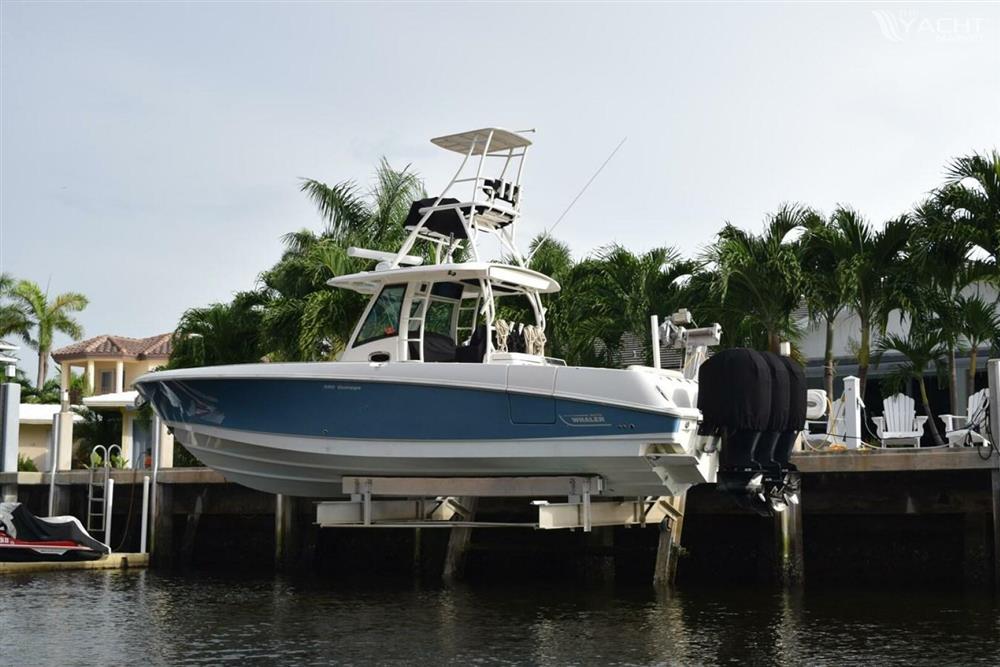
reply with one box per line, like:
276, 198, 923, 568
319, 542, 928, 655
0, 502, 110, 562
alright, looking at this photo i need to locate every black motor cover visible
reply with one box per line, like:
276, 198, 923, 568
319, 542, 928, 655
754, 352, 792, 468
697, 348, 772, 433
773, 355, 807, 468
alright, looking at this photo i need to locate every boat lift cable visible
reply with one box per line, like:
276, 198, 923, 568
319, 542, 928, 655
527, 136, 627, 264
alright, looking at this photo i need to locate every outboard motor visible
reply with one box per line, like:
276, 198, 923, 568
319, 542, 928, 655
697, 348, 771, 510
754, 352, 791, 473
698, 348, 806, 514
771, 355, 808, 509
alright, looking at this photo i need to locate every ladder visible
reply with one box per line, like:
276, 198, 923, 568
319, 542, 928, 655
86, 445, 121, 537
405, 282, 431, 360
456, 294, 480, 344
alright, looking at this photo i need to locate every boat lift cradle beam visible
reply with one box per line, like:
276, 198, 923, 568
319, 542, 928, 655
315, 475, 683, 532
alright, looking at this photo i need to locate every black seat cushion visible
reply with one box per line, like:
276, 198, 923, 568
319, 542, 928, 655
455, 325, 487, 363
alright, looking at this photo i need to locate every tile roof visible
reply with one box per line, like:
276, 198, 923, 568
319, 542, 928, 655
51, 333, 173, 362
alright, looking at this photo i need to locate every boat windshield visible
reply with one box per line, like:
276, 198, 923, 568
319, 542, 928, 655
355, 284, 405, 346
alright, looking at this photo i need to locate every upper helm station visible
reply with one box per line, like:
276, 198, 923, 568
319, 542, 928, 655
331, 128, 560, 365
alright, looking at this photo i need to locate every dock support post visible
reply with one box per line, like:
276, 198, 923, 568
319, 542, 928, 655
151, 482, 174, 568
774, 500, 805, 587
442, 496, 477, 583
413, 527, 423, 576
179, 489, 205, 568
104, 478, 115, 551
274, 493, 299, 571
0, 484, 15, 504
653, 520, 674, 587
992, 469, 1000, 591
0, 381, 20, 475
0, 379, 18, 502
140, 475, 151, 554
988, 360, 999, 448
653, 494, 686, 587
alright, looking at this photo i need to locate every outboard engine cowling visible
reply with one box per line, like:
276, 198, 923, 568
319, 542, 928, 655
754, 352, 791, 471
775, 355, 807, 470
698, 348, 807, 514
698, 349, 771, 503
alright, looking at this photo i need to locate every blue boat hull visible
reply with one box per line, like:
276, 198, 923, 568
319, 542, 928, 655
136, 367, 713, 498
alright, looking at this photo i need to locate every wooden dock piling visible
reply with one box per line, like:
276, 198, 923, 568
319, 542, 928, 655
653, 493, 686, 587
774, 500, 804, 586
442, 496, 477, 582
992, 469, 1000, 591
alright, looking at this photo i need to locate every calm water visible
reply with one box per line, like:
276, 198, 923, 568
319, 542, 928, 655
2, 571, 999, 666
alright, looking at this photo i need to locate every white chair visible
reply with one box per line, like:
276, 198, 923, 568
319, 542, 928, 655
872, 393, 927, 447
941, 389, 990, 447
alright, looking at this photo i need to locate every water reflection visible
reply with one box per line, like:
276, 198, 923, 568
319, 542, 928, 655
1, 571, 998, 665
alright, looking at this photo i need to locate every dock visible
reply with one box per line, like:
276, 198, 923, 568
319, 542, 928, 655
3, 443, 1000, 587
0, 553, 148, 575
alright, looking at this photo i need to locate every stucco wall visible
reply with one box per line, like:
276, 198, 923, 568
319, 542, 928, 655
18, 423, 51, 470
124, 360, 162, 389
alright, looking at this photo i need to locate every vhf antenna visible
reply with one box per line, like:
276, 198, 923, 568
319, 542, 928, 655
526, 136, 627, 264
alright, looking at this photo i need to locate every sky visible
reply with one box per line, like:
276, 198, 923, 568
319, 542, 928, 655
1, 1, 998, 379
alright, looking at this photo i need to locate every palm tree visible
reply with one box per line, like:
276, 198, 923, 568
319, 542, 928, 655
704, 204, 810, 353
875, 326, 947, 446
957, 293, 1000, 394
830, 207, 911, 396
801, 212, 852, 399
939, 150, 1000, 264
0, 273, 31, 342
909, 196, 993, 413
298, 158, 424, 248
168, 291, 267, 368
568, 244, 696, 366
259, 160, 426, 361
9, 280, 88, 389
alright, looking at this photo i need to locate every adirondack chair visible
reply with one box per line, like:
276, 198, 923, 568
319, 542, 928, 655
872, 393, 927, 447
941, 389, 990, 446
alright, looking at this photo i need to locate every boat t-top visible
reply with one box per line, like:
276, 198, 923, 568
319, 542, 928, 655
136, 128, 805, 514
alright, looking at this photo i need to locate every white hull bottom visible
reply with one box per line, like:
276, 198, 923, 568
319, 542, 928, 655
170, 422, 717, 499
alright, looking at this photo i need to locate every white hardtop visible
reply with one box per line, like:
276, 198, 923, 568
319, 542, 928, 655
327, 262, 560, 295
431, 128, 532, 155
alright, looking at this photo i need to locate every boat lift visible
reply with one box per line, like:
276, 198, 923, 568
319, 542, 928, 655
316, 475, 684, 532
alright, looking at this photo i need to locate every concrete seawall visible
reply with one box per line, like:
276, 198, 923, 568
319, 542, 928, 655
6, 449, 1000, 587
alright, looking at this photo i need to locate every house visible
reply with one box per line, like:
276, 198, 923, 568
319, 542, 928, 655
49, 333, 175, 470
